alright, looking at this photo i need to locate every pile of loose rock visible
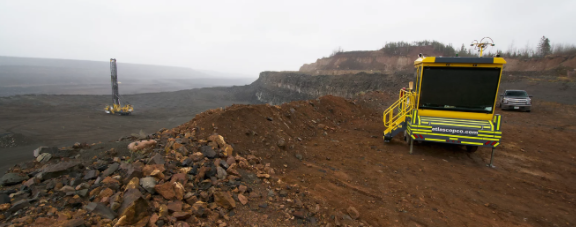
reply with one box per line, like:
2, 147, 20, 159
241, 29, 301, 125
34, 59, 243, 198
0, 127, 328, 226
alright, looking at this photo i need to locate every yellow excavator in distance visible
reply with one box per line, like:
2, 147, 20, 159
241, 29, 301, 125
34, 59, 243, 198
104, 58, 133, 115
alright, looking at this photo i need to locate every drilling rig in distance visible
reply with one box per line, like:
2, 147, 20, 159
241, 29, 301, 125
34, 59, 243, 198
104, 58, 133, 115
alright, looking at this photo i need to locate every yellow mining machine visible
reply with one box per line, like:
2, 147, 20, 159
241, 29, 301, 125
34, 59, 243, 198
383, 38, 503, 167
104, 58, 133, 115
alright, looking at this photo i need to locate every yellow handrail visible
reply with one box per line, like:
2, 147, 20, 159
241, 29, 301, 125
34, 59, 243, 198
383, 89, 415, 128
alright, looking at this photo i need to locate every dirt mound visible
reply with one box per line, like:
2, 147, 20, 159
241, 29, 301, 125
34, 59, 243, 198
0, 132, 329, 226
0, 93, 391, 227
176, 93, 391, 167
169, 92, 576, 226
2, 91, 575, 226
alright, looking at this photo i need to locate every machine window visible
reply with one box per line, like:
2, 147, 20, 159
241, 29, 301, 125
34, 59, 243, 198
504, 90, 528, 97
419, 67, 500, 113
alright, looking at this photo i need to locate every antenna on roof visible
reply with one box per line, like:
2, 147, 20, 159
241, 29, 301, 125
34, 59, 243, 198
470, 37, 495, 57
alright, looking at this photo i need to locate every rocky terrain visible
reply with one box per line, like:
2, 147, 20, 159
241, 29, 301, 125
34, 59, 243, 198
1, 44, 576, 226
234, 71, 408, 105
1, 92, 575, 226
235, 70, 576, 105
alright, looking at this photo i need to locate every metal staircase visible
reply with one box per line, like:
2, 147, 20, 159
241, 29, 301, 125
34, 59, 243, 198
383, 89, 415, 142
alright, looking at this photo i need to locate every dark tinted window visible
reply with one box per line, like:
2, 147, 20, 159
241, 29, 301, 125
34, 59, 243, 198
419, 67, 501, 113
505, 90, 528, 97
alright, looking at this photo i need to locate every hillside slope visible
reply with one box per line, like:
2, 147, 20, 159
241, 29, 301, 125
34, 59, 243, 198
236, 45, 576, 105
2, 92, 574, 226
300, 46, 576, 76
234, 71, 410, 105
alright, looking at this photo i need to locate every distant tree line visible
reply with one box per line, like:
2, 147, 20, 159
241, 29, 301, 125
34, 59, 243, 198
381, 40, 458, 56
329, 46, 344, 57
496, 36, 576, 59
328, 37, 576, 59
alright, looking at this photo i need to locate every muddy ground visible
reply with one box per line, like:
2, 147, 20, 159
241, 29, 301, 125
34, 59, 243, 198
0, 87, 249, 174
1, 74, 575, 226
179, 93, 576, 226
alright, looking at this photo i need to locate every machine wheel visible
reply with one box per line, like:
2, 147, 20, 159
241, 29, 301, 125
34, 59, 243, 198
466, 145, 478, 153
404, 131, 410, 144
409, 136, 414, 154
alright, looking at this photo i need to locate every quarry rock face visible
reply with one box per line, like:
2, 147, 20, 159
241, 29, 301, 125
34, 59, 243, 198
245, 71, 406, 105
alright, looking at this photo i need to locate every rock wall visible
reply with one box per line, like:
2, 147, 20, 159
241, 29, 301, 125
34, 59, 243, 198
299, 51, 416, 75
300, 49, 576, 75
235, 71, 410, 105
233, 50, 576, 105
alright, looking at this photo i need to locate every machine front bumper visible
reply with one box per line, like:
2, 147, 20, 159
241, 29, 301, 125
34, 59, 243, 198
407, 115, 502, 148
501, 104, 531, 111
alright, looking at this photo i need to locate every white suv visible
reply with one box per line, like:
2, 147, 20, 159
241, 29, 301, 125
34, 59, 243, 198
500, 90, 532, 112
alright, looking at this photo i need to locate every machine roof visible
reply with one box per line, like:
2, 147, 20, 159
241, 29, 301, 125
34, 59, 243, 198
414, 57, 506, 65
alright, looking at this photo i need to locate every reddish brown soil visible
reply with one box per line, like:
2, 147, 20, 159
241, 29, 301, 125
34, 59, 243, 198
173, 92, 576, 226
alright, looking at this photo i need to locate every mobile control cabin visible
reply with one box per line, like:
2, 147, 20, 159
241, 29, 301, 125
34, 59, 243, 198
383, 56, 506, 167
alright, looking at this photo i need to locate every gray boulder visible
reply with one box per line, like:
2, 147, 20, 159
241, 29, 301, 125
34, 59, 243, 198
36, 153, 52, 163
41, 161, 81, 180
0, 193, 10, 204
200, 146, 216, 159
140, 177, 157, 194
101, 163, 120, 177
86, 202, 116, 219
147, 153, 165, 165
0, 173, 29, 186
34, 146, 74, 158
7, 199, 31, 213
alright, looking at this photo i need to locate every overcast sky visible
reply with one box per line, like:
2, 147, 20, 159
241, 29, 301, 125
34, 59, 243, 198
1, 0, 574, 76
